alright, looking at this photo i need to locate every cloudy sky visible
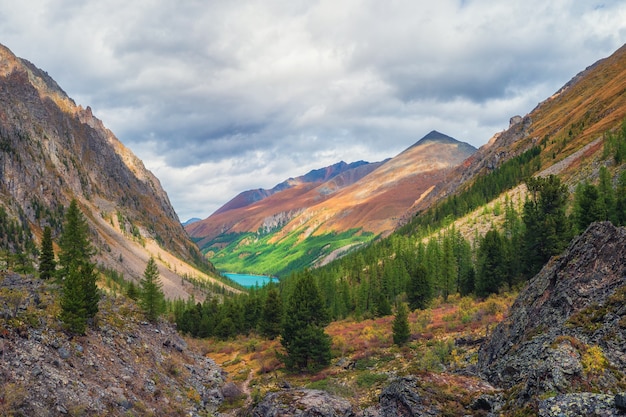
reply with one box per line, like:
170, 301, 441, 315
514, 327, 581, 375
1, 1, 625, 221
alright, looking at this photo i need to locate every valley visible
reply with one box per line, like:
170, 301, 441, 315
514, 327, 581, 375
1, 37, 626, 417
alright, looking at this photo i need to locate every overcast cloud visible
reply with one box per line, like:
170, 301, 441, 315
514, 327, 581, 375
1, 0, 625, 221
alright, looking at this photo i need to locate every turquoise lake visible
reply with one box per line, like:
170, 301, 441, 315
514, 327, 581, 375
223, 273, 275, 287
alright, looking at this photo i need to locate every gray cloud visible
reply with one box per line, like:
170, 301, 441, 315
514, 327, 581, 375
1, 0, 625, 220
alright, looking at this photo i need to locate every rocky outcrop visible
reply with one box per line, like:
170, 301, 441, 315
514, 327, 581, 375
478, 222, 626, 407
539, 393, 625, 417
248, 388, 356, 417
0, 272, 225, 416
362, 377, 439, 417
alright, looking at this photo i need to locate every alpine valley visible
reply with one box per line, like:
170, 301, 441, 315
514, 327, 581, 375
2, 38, 626, 417
186, 130, 477, 276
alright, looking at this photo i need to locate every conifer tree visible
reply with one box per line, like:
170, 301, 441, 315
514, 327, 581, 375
58, 199, 100, 333
139, 256, 166, 322
392, 302, 411, 346
259, 287, 282, 339
59, 270, 87, 334
522, 175, 570, 277
476, 228, 505, 297
406, 264, 431, 310
281, 270, 331, 372
38, 226, 56, 280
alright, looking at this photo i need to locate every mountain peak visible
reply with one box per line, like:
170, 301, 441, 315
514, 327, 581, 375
407, 130, 477, 155
416, 130, 460, 145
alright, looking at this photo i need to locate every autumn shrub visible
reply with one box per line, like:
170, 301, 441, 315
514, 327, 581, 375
412, 309, 432, 333
0, 383, 27, 415
582, 345, 608, 376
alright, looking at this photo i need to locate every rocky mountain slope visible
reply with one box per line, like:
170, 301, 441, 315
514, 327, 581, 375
478, 221, 626, 415
0, 272, 225, 416
413, 44, 626, 215
187, 131, 475, 275
0, 43, 233, 298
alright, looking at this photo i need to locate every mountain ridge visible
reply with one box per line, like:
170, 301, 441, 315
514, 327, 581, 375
212, 160, 375, 216
0, 43, 235, 298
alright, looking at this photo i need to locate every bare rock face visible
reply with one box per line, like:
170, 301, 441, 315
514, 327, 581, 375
248, 388, 356, 417
478, 222, 626, 406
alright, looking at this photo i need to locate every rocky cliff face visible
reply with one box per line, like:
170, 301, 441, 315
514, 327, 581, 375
0, 43, 226, 297
478, 221, 626, 411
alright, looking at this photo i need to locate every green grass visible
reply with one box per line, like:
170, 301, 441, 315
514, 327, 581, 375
205, 227, 375, 277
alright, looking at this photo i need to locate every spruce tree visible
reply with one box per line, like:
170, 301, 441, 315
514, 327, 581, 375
259, 287, 282, 339
392, 302, 411, 346
58, 199, 100, 333
406, 264, 431, 310
38, 226, 56, 280
281, 270, 331, 372
522, 175, 570, 277
139, 256, 166, 322
476, 228, 505, 297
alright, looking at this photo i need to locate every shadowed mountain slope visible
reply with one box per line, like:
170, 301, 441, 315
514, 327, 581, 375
0, 43, 234, 298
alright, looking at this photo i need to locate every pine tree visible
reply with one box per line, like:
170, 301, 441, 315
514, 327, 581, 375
58, 199, 100, 333
281, 270, 331, 372
259, 287, 282, 339
392, 302, 411, 346
139, 256, 166, 322
38, 226, 56, 280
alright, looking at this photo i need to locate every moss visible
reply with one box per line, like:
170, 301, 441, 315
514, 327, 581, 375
565, 304, 608, 334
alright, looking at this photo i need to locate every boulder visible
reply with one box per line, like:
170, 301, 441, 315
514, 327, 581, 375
249, 388, 356, 417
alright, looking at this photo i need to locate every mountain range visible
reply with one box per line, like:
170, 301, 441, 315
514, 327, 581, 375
186, 130, 476, 275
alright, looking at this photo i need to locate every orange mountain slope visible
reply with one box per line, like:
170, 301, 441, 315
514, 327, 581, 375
187, 131, 476, 251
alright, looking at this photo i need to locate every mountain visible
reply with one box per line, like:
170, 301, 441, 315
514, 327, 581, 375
412, 44, 626, 217
187, 131, 476, 275
0, 43, 234, 297
211, 160, 376, 216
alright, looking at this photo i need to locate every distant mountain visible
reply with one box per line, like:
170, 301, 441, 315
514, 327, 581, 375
0, 43, 235, 297
182, 217, 202, 226
186, 132, 476, 275
212, 160, 374, 216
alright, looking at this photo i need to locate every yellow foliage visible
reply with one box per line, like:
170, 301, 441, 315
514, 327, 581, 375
582, 345, 608, 375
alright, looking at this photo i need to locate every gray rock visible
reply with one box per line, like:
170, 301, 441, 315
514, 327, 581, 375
478, 222, 626, 401
249, 388, 356, 417
370, 377, 438, 417
539, 393, 620, 417
615, 393, 626, 410
58, 346, 71, 359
